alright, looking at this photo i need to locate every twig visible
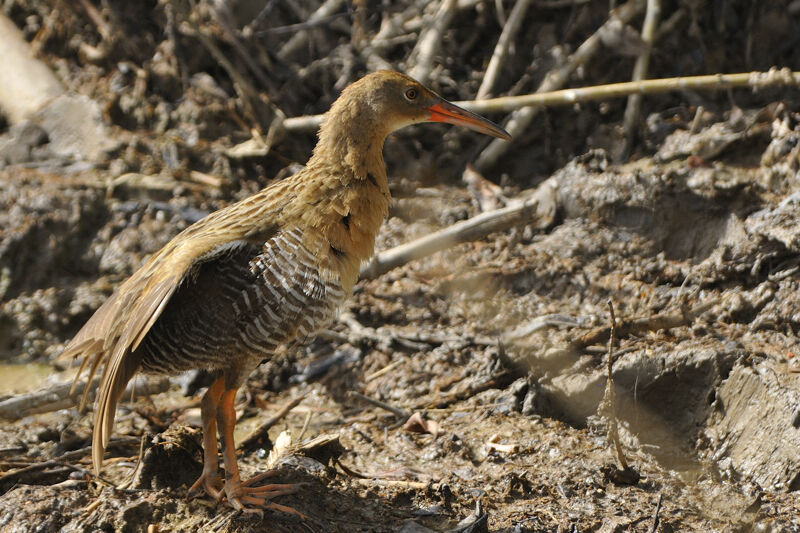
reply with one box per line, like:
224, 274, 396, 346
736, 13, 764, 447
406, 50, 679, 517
348, 391, 411, 419
408, 0, 458, 84
466, 68, 800, 113
0, 376, 170, 421
183, 16, 285, 140
276, 0, 346, 63
208, 4, 276, 94
0, 460, 114, 488
474, 0, 647, 170
335, 311, 429, 351
477, 0, 533, 99
335, 458, 369, 478
364, 360, 404, 382
602, 300, 628, 470
74, 0, 112, 41
116, 434, 147, 490
568, 297, 720, 353
254, 12, 349, 36
356, 478, 431, 490
296, 410, 313, 441
237, 395, 305, 452
360, 177, 556, 279
243, 0, 280, 35
621, 0, 662, 158
649, 493, 663, 533
494, 0, 507, 27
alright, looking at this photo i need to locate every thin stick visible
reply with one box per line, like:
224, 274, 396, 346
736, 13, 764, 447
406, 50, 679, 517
466, 68, 800, 112
408, 0, 458, 84
475, 0, 647, 170
360, 179, 556, 279
116, 433, 147, 490
365, 360, 404, 382
477, 0, 533, 99
602, 300, 628, 470
237, 395, 305, 451
276, 0, 346, 63
649, 493, 663, 533
280, 66, 800, 135
570, 297, 720, 352
296, 410, 313, 442
356, 478, 431, 490
348, 391, 411, 419
621, 0, 662, 157
209, 4, 275, 94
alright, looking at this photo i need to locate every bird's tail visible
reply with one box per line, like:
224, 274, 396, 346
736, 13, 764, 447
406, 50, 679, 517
92, 352, 142, 475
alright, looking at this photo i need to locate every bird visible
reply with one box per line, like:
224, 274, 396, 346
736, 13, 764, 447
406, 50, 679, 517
60, 70, 510, 514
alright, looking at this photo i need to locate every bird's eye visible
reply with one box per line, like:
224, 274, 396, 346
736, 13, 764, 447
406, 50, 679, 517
405, 88, 418, 100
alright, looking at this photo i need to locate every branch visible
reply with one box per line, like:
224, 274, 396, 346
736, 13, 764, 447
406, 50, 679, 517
621, 0, 662, 158
0, 376, 170, 421
474, 0, 647, 170
281, 68, 800, 135
408, 0, 458, 84
0, 14, 64, 124
477, 0, 533, 99
360, 177, 557, 279
276, 0, 346, 63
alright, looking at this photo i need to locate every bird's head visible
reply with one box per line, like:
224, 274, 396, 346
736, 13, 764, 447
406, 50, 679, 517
332, 70, 511, 141
312, 71, 510, 180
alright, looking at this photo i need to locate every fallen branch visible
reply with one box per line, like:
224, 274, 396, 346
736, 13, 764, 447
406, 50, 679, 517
514, 296, 722, 378
0, 376, 170, 421
0, 460, 113, 491
568, 297, 720, 355
333, 311, 430, 351
360, 177, 557, 279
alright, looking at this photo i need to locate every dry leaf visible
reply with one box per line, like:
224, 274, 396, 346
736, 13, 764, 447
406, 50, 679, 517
404, 412, 441, 438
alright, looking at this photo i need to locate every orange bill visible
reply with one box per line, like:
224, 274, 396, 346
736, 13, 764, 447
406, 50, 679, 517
426, 99, 511, 140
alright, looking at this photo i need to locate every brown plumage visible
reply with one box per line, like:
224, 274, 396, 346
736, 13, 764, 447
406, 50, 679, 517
60, 70, 509, 514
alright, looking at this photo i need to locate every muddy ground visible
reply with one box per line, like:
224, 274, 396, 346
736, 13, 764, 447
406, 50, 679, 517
1, 0, 800, 531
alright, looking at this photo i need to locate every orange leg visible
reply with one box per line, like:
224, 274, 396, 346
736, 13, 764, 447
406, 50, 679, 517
187, 376, 225, 500
217, 387, 306, 518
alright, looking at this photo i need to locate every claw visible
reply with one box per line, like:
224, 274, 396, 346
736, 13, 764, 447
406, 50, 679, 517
188, 469, 224, 501
222, 475, 306, 518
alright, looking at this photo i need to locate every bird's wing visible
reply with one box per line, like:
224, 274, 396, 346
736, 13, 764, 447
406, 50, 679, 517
59, 202, 279, 473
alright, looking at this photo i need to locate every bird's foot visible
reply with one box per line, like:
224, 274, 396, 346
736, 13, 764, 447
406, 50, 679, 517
187, 469, 224, 501
223, 474, 306, 518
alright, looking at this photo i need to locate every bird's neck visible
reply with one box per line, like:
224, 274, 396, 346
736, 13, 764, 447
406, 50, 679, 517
309, 102, 392, 186
288, 112, 393, 291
